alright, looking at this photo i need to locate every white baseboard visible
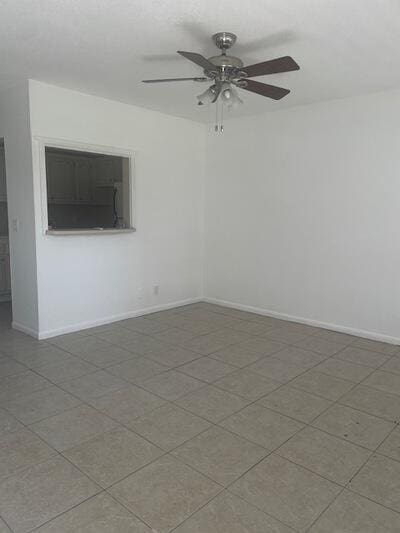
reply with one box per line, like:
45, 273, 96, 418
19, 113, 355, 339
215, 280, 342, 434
12, 321, 40, 339
203, 297, 400, 345
15, 294, 399, 346
36, 297, 202, 340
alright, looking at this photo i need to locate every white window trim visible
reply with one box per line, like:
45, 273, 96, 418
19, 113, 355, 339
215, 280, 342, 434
33, 136, 136, 235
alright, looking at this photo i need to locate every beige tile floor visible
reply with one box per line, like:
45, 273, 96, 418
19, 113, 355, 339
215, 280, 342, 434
0, 301, 399, 531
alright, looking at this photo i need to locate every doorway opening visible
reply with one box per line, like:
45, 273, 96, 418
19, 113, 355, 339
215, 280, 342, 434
0, 139, 12, 328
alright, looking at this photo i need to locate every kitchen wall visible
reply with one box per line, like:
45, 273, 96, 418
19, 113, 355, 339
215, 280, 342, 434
29, 80, 205, 337
204, 89, 400, 342
0, 83, 39, 334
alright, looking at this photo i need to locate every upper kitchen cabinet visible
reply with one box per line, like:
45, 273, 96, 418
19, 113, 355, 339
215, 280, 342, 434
45, 150, 122, 205
46, 155, 76, 202
75, 159, 93, 202
93, 157, 116, 187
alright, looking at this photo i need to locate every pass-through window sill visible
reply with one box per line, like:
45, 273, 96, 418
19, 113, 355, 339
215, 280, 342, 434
46, 228, 136, 236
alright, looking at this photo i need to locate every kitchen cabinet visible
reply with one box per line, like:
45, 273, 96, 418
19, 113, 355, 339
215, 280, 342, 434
46, 154, 119, 205
75, 159, 93, 202
47, 156, 76, 201
93, 157, 115, 187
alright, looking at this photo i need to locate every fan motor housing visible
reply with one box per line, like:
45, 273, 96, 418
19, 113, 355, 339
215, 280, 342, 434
207, 33, 244, 78
207, 55, 243, 69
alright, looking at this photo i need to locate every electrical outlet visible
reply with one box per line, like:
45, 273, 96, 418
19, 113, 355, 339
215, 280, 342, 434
11, 218, 19, 232
153, 285, 159, 296
137, 287, 143, 300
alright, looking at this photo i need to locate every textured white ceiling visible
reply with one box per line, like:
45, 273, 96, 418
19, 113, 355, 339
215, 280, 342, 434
1, 0, 400, 122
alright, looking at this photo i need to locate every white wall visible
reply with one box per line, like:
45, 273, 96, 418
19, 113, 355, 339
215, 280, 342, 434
29, 81, 205, 337
5, 80, 399, 342
205, 89, 400, 342
0, 83, 39, 334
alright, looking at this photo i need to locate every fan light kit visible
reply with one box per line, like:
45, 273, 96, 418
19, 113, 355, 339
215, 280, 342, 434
143, 32, 300, 131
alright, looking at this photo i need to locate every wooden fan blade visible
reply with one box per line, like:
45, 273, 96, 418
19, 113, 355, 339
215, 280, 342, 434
242, 56, 299, 78
240, 79, 290, 100
177, 51, 216, 71
142, 77, 208, 83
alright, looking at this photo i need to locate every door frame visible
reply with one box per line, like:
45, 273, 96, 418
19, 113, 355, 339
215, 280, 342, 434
0, 138, 12, 306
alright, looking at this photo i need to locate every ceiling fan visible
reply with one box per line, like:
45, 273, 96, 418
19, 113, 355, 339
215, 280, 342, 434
142, 32, 300, 110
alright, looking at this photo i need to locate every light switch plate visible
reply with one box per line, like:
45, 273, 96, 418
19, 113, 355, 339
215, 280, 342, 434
11, 218, 19, 232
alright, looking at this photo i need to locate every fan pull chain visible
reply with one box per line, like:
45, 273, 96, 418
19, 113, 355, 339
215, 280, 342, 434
214, 100, 224, 133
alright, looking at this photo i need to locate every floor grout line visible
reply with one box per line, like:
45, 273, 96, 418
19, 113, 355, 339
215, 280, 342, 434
0, 302, 399, 532
301, 336, 400, 532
